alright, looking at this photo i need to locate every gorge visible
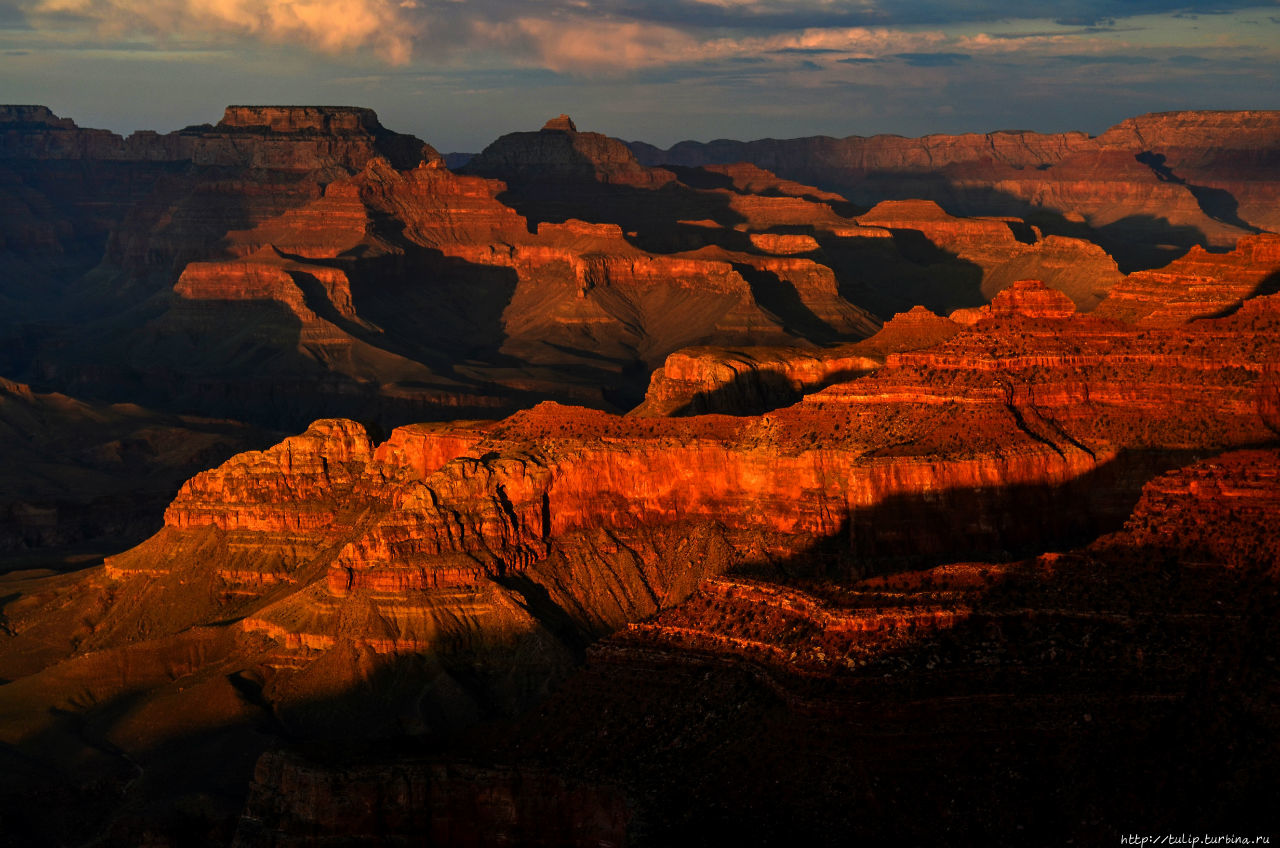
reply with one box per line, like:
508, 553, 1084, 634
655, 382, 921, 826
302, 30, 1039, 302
0, 104, 1277, 846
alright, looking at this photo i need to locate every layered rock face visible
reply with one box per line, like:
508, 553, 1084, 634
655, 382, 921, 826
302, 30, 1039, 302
233, 446, 1280, 846
18, 105, 1257, 440
1097, 447, 1280, 570
7, 275, 1276, 750
88, 280, 1280, 615
472, 447, 1279, 846
632, 110, 1280, 268
106, 151, 883, 428
633, 304, 962, 416
1094, 232, 1280, 324
4, 275, 1279, 841
0, 103, 435, 359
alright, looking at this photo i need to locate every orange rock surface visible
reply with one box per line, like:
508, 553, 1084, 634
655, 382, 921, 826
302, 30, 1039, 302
1094, 233, 1280, 325
241, 446, 1280, 846
634, 304, 962, 416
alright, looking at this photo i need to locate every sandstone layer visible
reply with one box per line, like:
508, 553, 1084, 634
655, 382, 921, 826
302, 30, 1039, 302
17, 105, 1250, 441
633, 304, 962, 416
7, 108, 916, 430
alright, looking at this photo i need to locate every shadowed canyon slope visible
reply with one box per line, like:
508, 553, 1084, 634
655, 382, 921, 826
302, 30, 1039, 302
1, 105, 1279, 845
0, 377, 269, 564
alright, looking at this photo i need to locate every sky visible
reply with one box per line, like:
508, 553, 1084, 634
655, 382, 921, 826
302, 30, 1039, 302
2, 0, 1279, 152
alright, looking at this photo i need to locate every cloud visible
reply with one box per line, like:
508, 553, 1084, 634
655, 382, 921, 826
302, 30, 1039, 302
770, 46, 844, 54
894, 51, 970, 66
611, 0, 1277, 30
472, 16, 945, 73
7, 0, 1279, 75
26, 0, 418, 62
1054, 15, 1115, 27
1056, 53, 1158, 64
473, 16, 701, 72
956, 31, 1097, 54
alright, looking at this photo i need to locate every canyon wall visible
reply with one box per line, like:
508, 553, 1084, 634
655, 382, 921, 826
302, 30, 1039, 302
232, 444, 1280, 846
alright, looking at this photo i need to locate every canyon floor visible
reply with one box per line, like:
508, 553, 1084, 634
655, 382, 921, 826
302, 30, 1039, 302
0, 105, 1278, 846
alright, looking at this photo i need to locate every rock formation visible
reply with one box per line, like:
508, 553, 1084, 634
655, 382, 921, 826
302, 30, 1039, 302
633, 304, 962, 416
3, 104, 1280, 845
229, 445, 1280, 846
465, 114, 672, 188
4, 262, 1279, 839
19, 105, 1248, 440
1094, 232, 1280, 325
856, 199, 1124, 310
631, 109, 1280, 269
6, 108, 909, 430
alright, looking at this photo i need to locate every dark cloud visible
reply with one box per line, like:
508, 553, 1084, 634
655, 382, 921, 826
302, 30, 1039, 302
1056, 54, 1159, 64
770, 47, 844, 55
895, 52, 972, 67
1054, 15, 1116, 26
979, 26, 1147, 38
1167, 54, 1215, 65
0, 0, 29, 30
838, 58, 883, 65
610, 0, 1270, 31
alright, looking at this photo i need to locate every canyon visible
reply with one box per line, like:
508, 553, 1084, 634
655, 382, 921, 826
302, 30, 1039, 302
0, 105, 1278, 845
